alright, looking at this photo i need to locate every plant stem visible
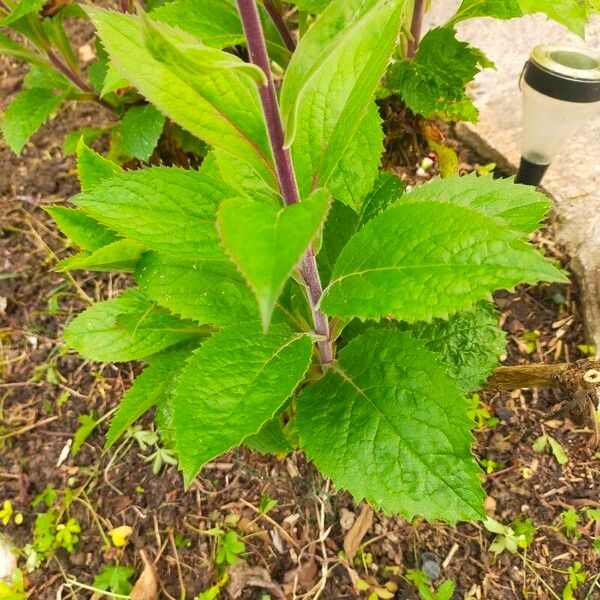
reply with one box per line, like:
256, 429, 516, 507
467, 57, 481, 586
47, 49, 94, 94
263, 0, 296, 52
236, 0, 333, 364
406, 0, 425, 58
46, 49, 115, 112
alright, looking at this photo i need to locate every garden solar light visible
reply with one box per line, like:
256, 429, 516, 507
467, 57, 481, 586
516, 44, 600, 186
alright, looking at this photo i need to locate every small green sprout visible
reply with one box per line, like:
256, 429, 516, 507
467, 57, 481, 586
562, 562, 586, 600
406, 569, 455, 600
560, 509, 580, 539
466, 394, 499, 429
93, 564, 135, 595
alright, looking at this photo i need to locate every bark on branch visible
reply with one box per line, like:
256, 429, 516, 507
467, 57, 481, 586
485, 360, 600, 391
485, 359, 600, 447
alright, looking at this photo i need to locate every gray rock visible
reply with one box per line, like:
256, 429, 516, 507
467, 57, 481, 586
421, 551, 441, 580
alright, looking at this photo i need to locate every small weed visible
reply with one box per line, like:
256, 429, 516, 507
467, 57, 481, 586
559, 509, 580, 539
484, 517, 536, 555
562, 562, 585, 600
406, 569, 455, 600
466, 394, 499, 429
532, 434, 569, 465
93, 564, 135, 595
258, 493, 278, 515
481, 458, 504, 474
0, 568, 26, 600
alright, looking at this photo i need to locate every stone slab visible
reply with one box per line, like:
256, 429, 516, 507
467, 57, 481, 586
424, 4, 600, 349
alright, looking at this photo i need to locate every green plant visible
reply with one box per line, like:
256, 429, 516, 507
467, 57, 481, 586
93, 564, 135, 595
21, 487, 81, 571
0, 568, 26, 600
559, 509, 581, 539
406, 569, 455, 600
533, 433, 569, 465
44, 0, 590, 524
484, 517, 535, 555
466, 393, 499, 429
562, 562, 586, 600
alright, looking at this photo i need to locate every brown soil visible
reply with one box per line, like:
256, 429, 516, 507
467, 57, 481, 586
1, 54, 600, 600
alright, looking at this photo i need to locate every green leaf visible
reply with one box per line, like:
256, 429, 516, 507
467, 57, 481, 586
216, 531, 245, 564
548, 435, 569, 465
402, 172, 550, 234
209, 149, 281, 206
64, 289, 200, 362
0, 0, 45, 25
244, 414, 293, 454
386, 27, 493, 122
100, 63, 130, 97
74, 166, 236, 260
173, 324, 313, 486
291, 0, 331, 11
72, 413, 98, 455
118, 104, 165, 162
519, 0, 587, 36
217, 189, 330, 328
280, 0, 403, 200
150, 0, 244, 48
1, 88, 65, 154
359, 171, 405, 227
317, 200, 360, 285
62, 127, 105, 155
325, 101, 383, 212
105, 347, 192, 449
428, 139, 460, 178
448, 0, 521, 22
321, 201, 566, 322
86, 7, 276, 188
45, 206, 118, 251
136, 252, 258, 326
149, 0, 291, 65
23, 64, 71, 91
0, 32, 48, 67
55, 239, 145, 273
401, 301, 506, 392
319, 172, 405, 285
448, 0, 589, 37
76, 141, 123, 192
297, 329, 484, 521
93, 564, 135, 595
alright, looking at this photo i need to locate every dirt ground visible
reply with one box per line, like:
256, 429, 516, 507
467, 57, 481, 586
1, 44, 600, 600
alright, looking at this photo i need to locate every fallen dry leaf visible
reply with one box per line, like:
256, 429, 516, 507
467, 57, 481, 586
283, 559, 318, 594
130, 551, 159, 600
227, 561, 285, 599
343, 503, 373, 562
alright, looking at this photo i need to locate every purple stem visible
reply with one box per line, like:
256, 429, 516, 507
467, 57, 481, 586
47, 49, 94, 94
263, 0, 296, 52
0, 0, 10, 13
236, 0, 333, 364
120, 0, 132, 13
406, 0, 425, 58
47, 49, 114, 112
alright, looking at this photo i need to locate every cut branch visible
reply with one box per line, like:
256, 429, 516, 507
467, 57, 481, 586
236, 0, 333, 364
485, 360, 600, 391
